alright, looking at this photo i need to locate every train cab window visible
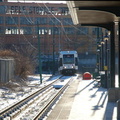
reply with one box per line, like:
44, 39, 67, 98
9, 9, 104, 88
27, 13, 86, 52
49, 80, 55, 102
63, 54, 74, 64
59, 58, 62, 66
75, 57, 78, 65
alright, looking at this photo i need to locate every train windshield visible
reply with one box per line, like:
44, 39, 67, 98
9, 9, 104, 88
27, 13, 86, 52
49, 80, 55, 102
63, 54, 74, 64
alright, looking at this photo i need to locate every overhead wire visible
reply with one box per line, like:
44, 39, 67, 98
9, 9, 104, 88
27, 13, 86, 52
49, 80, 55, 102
41, 1, 73, 42
33, 1, 69, 50
17, 0, 68, 53
16, 0, 88, 45
17, 0, 34, 24
9, 0, 98, 43
35, 2, 63, 31
32, 1, 76, 50
40, 1, 97, 45
9, 0, 37, 50
63, 20, 97, 42
63, 20, 98, 52
9, 13, 37, 50
17, 0, 38, 50
40, 1, 98, 53
8, 0, 97, 52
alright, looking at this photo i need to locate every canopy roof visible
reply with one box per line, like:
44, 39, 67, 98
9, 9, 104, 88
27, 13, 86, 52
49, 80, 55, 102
67, 1, 120, 26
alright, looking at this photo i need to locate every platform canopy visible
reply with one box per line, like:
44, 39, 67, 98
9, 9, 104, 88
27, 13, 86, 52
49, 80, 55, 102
66, 1, 120, 26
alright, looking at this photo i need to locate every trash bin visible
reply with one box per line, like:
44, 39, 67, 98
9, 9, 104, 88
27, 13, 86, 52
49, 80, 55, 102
83, 72, 92, 80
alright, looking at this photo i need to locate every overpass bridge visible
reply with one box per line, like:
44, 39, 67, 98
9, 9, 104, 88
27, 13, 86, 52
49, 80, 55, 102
67, 1, 120, 88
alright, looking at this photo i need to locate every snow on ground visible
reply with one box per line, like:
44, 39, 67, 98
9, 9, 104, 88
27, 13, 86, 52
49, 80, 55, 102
0, 74, 118, 113
0, 74, 61, 111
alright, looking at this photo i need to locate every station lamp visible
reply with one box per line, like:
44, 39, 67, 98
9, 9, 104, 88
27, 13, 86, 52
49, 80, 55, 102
103, 33, 109, 88
104, 34, 109, 41
101, 40, 105, 45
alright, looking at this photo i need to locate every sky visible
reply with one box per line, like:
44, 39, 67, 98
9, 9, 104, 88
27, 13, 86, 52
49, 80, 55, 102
8, 0, 66, 3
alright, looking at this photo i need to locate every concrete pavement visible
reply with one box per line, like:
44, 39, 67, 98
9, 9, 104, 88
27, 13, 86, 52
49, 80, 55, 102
46, 76, 117, 120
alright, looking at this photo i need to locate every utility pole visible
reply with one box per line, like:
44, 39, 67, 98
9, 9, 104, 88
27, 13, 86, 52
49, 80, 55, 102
59, 28, 61, 52
52, 26, 55, 75
37, 22, 42, 84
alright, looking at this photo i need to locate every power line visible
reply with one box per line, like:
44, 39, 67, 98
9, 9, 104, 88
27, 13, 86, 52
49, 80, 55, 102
40, 1, 97, 45
8, 0, 37, 50
7, 1, 98, 53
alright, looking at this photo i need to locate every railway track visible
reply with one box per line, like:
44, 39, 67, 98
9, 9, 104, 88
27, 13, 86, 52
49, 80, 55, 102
0, 76, 61, 119
0, 75, 75, 120
33, 76, 74, 120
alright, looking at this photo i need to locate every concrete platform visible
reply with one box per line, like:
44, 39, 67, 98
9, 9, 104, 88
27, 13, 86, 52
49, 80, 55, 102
46, 77, 117, 120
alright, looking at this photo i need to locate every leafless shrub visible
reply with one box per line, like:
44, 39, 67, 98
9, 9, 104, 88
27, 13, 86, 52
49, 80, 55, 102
0, 50, 34, 79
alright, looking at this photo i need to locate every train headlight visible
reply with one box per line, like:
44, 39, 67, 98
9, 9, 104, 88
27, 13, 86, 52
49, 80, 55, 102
71, 64, 75, 68
63, 66, 66, 69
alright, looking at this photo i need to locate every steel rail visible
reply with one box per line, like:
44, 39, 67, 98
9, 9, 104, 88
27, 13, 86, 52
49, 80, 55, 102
33, 77, 73, 120
0, 76, 62, 119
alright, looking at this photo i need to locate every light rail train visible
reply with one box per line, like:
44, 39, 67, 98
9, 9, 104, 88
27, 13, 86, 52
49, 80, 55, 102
58, 51, 78, 75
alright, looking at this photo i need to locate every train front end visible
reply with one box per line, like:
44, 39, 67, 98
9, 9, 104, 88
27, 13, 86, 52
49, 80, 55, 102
58, 51, 78, 75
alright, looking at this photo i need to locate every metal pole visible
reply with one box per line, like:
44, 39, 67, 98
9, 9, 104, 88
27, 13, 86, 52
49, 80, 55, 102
100, 34, 105, 88
59, 28, 61, 52
107, 49, 110, 87
96, 27, 100, 75
101, 43, 104, 70
52, 26, 55, 75
118, 22, 120, 87
37, 22, 42, 84
97, 44, 101, 71
105, 39, 108, 88
110, 23, 115, 88
101, 32, 104, 71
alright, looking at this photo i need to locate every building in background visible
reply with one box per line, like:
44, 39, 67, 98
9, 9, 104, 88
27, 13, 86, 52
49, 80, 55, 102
0, 1, 108, 73
0, 1, 106, 55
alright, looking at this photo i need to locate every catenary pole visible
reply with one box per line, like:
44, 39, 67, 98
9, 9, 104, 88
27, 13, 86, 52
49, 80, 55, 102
37, 22, 42, 84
